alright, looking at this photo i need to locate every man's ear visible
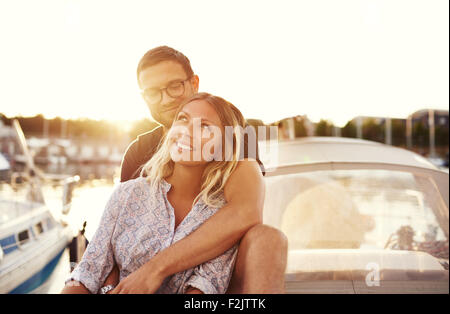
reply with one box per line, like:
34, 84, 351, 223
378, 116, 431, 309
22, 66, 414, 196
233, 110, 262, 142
191, 75, 200, 92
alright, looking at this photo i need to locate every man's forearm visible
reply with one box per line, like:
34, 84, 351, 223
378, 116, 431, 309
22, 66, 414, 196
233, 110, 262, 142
147, 202, 260, 278
145, 160, 265, 281
61, 281, 90, 294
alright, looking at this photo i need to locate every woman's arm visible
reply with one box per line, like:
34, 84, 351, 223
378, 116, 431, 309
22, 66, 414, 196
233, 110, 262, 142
111, 160, 264, 294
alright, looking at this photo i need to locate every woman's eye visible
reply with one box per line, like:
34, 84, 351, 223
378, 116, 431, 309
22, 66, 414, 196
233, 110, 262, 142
201, 124, 210, 130
177, 115, 188, 122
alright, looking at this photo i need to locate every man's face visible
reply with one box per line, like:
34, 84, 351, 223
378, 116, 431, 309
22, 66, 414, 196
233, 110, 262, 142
138, 60, 199, 127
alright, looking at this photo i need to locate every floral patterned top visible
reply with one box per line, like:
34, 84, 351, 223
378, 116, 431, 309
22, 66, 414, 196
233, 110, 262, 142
67, 177, 238, 294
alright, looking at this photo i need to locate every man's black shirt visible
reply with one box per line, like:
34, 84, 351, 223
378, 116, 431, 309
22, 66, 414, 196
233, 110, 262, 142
120, 125, 265, 183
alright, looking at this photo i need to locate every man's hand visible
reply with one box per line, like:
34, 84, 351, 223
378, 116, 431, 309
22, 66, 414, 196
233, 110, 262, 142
110, 262, 164, 294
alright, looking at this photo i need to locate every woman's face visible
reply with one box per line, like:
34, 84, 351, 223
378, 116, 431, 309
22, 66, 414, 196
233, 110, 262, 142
168, 99, 224, 166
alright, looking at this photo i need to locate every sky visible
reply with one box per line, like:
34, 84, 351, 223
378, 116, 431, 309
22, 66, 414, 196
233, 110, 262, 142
0, 0, 448, 127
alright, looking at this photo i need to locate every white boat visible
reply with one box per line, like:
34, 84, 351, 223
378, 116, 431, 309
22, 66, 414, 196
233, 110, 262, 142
0, 120, 78, 294
0, 200, 73, 293
262, 137, 449, 293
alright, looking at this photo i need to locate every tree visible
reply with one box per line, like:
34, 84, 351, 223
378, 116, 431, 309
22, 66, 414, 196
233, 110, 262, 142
128, 118, 159, 140
435, 125, 449, 147
342, 121, 357, 138
391, 119, 406, 146
412, 121, 429, 147
315, 119, 333, 136
17, 114, 45, 136
362, 118, 383, 143
0, 113, 10, 125
247, 118, 272, 140
48, 117, 63, 136
294, 118, 307, 137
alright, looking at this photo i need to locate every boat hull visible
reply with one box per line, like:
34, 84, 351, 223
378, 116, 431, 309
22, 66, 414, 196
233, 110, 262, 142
0, 222, 72, 294
9, 248, 66, 294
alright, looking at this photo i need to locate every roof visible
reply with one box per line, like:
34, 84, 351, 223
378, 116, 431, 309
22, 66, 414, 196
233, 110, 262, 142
261, 136, 437, 170
410, 109, 449, 118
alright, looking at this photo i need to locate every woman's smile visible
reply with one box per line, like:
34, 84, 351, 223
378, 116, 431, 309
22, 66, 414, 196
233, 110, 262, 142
176, 140, 193, 151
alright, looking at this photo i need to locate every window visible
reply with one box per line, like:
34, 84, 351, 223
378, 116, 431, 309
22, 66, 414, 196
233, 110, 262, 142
266, 169, 448, 259
0, 235, 18, 254
34, 222, 44, 235
46, 217, 55, 230
18, 230, 30, 245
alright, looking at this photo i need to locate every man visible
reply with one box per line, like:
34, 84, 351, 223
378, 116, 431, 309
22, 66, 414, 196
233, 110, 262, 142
113, 46, 287, 293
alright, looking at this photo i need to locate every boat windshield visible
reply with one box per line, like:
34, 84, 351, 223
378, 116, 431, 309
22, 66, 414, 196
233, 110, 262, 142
264, 169, 449, 259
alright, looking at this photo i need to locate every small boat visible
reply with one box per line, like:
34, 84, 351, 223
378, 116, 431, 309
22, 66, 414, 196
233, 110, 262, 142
0, 120, 79, 294
0, 198, 73, 293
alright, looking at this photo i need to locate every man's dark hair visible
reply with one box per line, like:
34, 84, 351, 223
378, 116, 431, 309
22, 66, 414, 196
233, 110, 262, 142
137, 46, 194, 79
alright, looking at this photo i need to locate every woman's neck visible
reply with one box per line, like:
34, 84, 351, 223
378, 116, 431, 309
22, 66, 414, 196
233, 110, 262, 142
166, 163, 206, 199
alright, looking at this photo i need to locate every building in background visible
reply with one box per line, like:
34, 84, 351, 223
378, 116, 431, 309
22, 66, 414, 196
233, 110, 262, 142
410, 109, 449, 128
344, 109, 448, 163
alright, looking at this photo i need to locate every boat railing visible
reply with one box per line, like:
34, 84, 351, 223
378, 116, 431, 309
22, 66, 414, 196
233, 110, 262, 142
7, 170, 80, 215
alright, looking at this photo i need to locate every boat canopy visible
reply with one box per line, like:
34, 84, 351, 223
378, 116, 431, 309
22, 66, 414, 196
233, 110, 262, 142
261, 137, 437, 171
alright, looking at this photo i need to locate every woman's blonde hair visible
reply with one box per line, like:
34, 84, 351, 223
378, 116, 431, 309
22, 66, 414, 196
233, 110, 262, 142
140, 92, 246, 207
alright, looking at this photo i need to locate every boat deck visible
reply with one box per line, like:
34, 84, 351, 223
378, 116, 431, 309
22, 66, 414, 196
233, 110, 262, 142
0, 199, 44, 225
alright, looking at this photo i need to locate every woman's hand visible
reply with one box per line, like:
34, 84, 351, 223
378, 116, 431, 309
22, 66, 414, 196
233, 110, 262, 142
102, 264, 120, 293
110, 261, 164, 294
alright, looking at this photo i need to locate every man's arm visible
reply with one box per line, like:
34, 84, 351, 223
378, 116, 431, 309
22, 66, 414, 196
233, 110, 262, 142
61, 281, 90, 294
111, 159, 264, 293
155, 159, 264, 274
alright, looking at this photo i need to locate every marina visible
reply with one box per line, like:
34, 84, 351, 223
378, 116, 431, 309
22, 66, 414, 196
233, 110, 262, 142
0, 128, 448, 293
0, 119, 119, 293
0, 165, 117, 293
0, 0, 448, 298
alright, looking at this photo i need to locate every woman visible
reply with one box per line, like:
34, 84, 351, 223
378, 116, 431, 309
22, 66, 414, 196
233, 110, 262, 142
62, 93, 246, 294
